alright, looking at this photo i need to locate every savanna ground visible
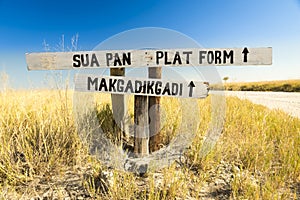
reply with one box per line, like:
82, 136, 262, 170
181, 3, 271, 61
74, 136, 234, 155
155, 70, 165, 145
0, 88, 299, 199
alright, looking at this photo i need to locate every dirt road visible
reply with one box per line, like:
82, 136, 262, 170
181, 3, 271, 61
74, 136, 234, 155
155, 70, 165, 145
224, 91, 300, 119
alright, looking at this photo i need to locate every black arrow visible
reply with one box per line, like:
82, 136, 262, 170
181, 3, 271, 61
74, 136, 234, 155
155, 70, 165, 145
242, 47, 249, 62
188, 81, 195, 97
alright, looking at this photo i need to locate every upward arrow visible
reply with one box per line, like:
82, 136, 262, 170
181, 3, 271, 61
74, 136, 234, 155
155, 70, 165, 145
188, 81, 195, 97
242, 47, 249, 62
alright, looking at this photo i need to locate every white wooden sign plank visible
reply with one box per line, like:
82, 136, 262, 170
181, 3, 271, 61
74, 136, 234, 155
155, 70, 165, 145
74, 74, 209, 99
26, 47, 272, 70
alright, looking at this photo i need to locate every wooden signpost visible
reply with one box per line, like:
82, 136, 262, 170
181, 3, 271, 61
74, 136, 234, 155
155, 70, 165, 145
74, 74, 209, 98
26, 47, 272, 156
26, 47, 272, 70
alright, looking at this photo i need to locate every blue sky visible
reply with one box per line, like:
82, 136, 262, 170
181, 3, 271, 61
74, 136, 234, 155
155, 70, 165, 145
0, 0, 300, 88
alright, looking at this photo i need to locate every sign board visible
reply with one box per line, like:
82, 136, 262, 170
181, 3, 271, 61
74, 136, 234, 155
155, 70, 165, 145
26, 47, 272, 70
74, 74, 209, 99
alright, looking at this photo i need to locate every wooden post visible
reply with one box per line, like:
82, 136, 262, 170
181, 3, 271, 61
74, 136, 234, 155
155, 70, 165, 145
110, 68, 128, 139
148, 67, 162, 153
134, 95, 149, 156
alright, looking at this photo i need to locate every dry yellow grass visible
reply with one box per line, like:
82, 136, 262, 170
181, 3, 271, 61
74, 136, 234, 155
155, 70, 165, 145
0, 89, 299, 199
223, 79, 300, 92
